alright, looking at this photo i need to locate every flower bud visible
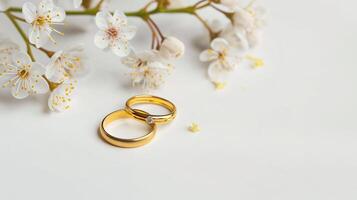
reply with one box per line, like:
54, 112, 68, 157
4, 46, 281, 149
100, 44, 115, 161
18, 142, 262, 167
159, 36, 185, 60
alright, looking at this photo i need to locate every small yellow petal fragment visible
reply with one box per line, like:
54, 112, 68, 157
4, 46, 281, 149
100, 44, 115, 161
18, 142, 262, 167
213, 82, 226, 90
246, 55, 265, 69
188, 123, 201, 133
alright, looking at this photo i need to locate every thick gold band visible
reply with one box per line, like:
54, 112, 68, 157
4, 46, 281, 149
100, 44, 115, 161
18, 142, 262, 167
125, 95, 177, 125
99, 109, 157, 148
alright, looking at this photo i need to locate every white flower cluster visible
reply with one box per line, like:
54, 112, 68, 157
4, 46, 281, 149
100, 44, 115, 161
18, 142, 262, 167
122, 37, 184, 90
93, 10, 185, 90
0, 0, 87, 112
200, 0, 266, 83
0, 0, 267, 112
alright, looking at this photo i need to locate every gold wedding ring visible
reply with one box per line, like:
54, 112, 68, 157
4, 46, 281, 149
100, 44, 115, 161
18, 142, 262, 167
99, 95, 176, 148
99, 109, 157, 148
125, 95, 177, 124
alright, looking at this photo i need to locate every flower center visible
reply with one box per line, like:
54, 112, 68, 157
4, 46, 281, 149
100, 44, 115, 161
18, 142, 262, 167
218, 52, 226, 60
106, 27, 119, 39
34, 15, 48, 26
18, 69, 29, 79
143, 69, 151, 76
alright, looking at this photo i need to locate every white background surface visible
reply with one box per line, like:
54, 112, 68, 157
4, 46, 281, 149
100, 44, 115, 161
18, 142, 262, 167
1, 0, 357, 199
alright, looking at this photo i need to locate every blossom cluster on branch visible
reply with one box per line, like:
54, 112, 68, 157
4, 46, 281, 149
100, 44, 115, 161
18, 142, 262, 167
0, 0, 266, 112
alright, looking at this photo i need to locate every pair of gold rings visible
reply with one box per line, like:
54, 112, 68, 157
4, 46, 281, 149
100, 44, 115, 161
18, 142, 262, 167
99, 95, 176, 148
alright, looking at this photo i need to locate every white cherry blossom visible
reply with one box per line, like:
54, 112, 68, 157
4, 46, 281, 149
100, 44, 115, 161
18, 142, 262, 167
46, 45, 87, 83
199, 38, 241, 82
94, 10, 136, 57
0, 52, 49, 99
159, 36, 185, 60
22, 0, 66, 48
219, 3, 266, 51
122, 51, 172, 90
48, 79, 77, 112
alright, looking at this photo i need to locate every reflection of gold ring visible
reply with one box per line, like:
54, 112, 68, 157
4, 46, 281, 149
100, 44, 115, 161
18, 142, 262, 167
99, 109, 157, 148
125, 95, 177, 125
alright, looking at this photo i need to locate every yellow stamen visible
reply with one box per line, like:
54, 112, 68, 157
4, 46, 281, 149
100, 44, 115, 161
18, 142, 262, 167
34, 16, 48, 26
213, 81, 226, 90
245, 55, 264, 69
18, 69, 29, 79
188, 123, 200, 133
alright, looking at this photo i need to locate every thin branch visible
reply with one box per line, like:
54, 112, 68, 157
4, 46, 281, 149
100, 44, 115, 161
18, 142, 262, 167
2, 0, 221, 55
5, 12, 35, 61
147, 17, 164, 42
192, 12, 215, 39
145, 19, 159, 49
4, 3, 207, 16
9, 13, 26, 22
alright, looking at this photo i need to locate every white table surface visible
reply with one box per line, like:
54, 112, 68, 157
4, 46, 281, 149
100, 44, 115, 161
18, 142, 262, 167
1, 0, 357, 199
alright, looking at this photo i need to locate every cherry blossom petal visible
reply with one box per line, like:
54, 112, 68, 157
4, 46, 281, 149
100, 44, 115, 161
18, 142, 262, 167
38, 0, 55, 15
121, 55, 136, 68
121, 25, 137, 40
45, 64, 58, 82
138, 50, 157, 62
51, 6, 66, 22
12, 52, 31, 66
211, 38, 229, 52
220, 25, 249, 51
45, 51, 62, 81
11, 79, 30, 99
208, 61, 230, 83
22, 2, 37, 23
48, 79, 77, 112
159, 36, 185, 60
233, 8, 255, 31
221, 57, 238, 71
29, 26, 51, 48
64, 45, 87, 76
233, 28, 250, 50
95, 11, 110, 30
0, 39, 19, 64
0, 73, 16, 88
94, 31, 109, 49
30, 73, 49, 94
31, 62, 46, 75
110, 40, 130, 57
111, 10, 127, 26
149, 61, 169, 70
199, 49, 218, 62
47, 66, 65, 83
